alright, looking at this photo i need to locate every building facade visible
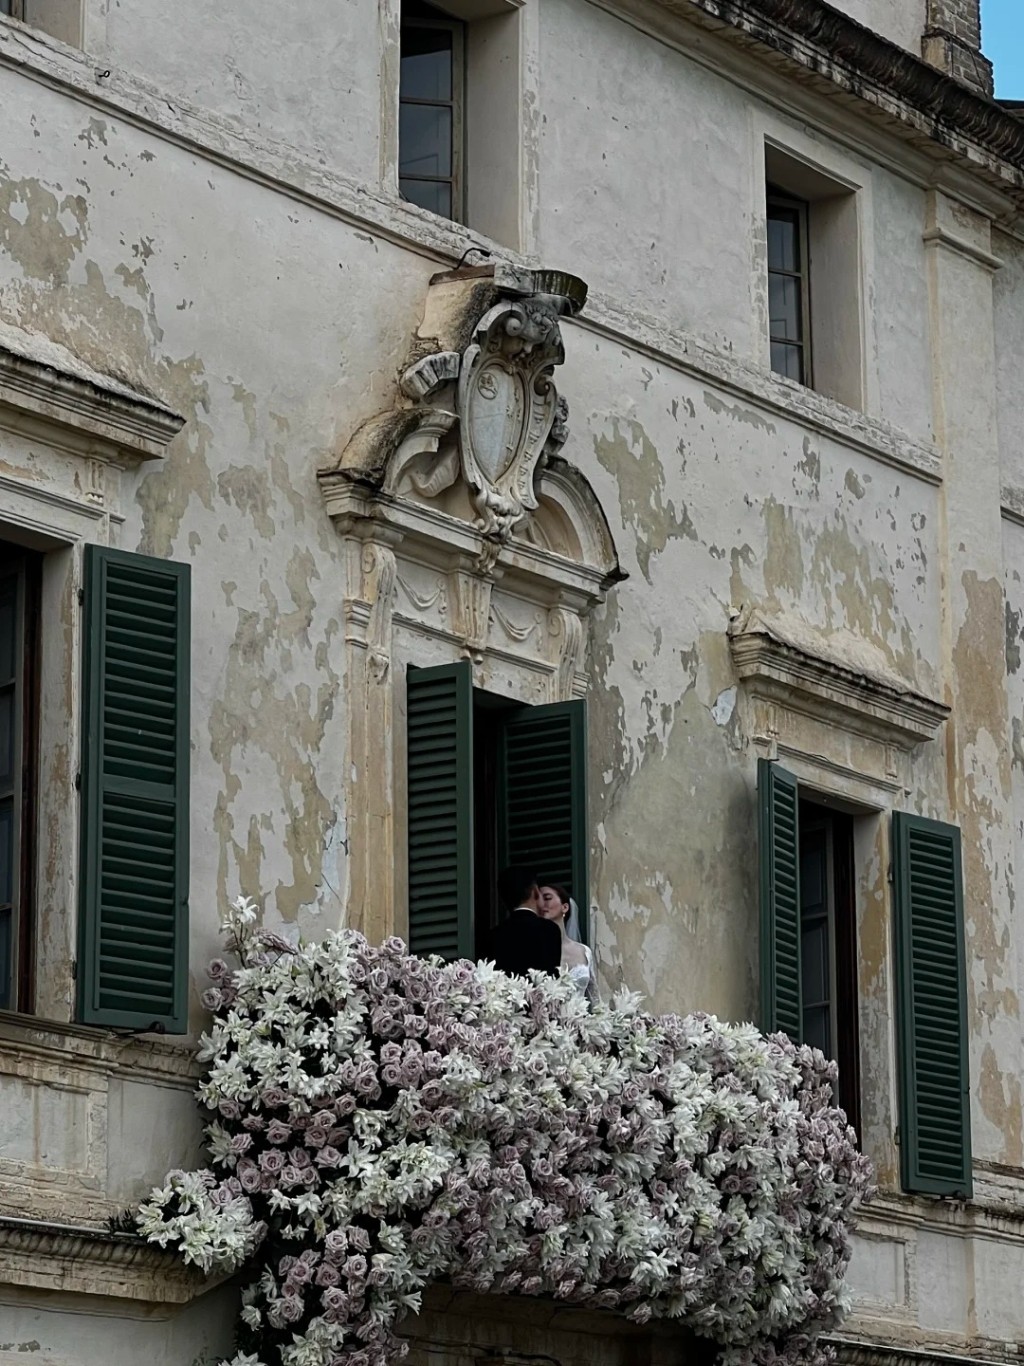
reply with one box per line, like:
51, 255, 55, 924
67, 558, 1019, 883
0, 0, 1023, 1363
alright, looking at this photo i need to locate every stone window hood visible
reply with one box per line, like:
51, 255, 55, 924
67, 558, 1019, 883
0, 318, 184, 467
318, 263, 625, 941
729, 605, 950, 752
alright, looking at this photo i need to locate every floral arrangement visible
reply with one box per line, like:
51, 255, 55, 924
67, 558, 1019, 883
139, 897, 872, 1366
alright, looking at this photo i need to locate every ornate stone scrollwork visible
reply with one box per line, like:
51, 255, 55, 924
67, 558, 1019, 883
394, 271, 583, 547
456, 296, 565, 538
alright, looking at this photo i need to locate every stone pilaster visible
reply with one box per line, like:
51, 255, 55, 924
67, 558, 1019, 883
925, 191, 1021, 1166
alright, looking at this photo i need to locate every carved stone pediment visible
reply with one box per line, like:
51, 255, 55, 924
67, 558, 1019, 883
319, 263, 620, 599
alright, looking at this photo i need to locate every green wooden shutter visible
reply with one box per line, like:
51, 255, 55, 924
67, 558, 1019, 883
892, 812, 972, 1196
497, 700, 589, 940
406, 661, 474, 960
78, 545, 190, 1032
758, 758, 801, 1039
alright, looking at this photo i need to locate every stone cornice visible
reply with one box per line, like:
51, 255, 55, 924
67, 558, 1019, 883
639, 0, 1024, 202
829, 1338, 1019, 1366
0, 1009, 200, 1085
729, 607, 949, 749
0, 320, 184, 464
0, 1214, 210, 1303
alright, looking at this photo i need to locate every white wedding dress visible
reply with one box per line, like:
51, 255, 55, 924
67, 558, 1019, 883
566, 945, 596, 1000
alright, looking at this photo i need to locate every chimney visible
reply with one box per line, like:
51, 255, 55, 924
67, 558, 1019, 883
922, 0, 994, 97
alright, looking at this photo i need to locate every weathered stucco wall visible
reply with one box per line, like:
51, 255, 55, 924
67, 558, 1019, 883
0, 0, 1023, 1360
0, 1284, 235, 1366
90, 0, 384, 179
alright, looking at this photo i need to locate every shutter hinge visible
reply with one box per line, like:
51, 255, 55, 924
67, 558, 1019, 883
887, 863, 894, 885
74, 771, 82, 791
71, 959, 77, 981
893, 1125, 900, 1147
77, 587, 84, 606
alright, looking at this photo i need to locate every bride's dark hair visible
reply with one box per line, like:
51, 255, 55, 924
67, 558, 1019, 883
539, 881, 571, 909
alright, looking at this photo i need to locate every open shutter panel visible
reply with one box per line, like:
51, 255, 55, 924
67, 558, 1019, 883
406, 662, 474, 961
758, 758, 802, 1039
893, 812, 972, 1196
78, 546, 190, 1032
498, 699, 589, 941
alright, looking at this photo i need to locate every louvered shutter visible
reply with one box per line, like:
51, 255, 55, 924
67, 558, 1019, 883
893, 812, 972, 1196
78, 546, 190, 1032
758, 758, 802, 1039
406, 662, 474, 960
497, 700, 588, 940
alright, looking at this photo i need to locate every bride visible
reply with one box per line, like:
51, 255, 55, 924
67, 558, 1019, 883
537, 882, 598, 1003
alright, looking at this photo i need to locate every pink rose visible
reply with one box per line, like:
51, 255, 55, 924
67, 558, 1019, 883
238, 1163, 261, 1193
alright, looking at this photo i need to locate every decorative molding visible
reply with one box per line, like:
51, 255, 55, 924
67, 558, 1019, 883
448, 567, 493, 661
829, 1337, 1019, 1366
321, 265, 624, 941
922, 224, 1003, 272
0, 1214, 210, 1304
729, 607, 949, 750
0, 1009, 200, 1085
0, 320, 185, 464
550, 606, 587, 701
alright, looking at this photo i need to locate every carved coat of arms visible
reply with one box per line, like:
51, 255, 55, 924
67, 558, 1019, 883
398, 268, 585, 542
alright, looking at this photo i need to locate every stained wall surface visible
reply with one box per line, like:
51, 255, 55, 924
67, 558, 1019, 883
0, 0, 1020, 1361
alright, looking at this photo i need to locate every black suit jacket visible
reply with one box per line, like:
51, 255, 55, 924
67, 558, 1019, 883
489, 908, 562, 977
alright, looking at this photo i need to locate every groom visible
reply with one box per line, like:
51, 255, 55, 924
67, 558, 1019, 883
489, 865, 561, 976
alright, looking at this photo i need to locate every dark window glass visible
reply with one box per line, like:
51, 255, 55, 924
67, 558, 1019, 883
400, 177, 452, 218
800, 823, 831, 1055
770, 342, 803, 383
399, 103, 452, 179
399, 3, 461, 222
0, 549, 39, 1014
0, 1, 12, 16
400, 25, 452, 100
0, 568, 18, 1011
767, 194, 808, 385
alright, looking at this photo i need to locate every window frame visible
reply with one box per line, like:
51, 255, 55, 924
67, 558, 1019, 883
0, 1, 25, 19
759, 761, 862, 1134
766, 187, 813, 388
0, 546, 40, 1015
798, 800, 860, 1132
399, 2, 466, 224
405, 661, 589, 962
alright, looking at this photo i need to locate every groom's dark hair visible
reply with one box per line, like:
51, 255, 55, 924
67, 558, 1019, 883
497, 865, 539, 913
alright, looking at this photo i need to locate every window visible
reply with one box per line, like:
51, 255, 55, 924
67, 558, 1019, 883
763, 143, 862, 409
1, 0, 81, 42
405, 661, 588, 961
760, 760, 972, 1196
400, 0, 464, 221
0, 545, 40, 1013
767, 191, 811, 386
758, 762, 860, 1128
